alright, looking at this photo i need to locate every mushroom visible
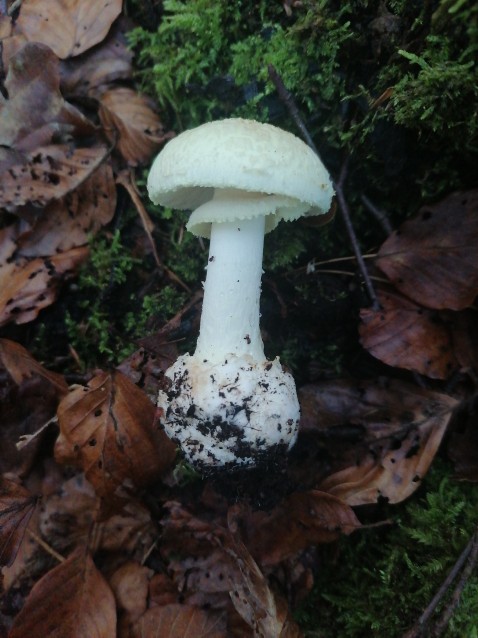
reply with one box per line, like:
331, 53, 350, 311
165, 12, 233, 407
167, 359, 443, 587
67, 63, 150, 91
148, 118, 334, 471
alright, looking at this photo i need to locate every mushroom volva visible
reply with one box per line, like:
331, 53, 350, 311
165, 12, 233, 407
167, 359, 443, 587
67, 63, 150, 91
148, 118, 334, 471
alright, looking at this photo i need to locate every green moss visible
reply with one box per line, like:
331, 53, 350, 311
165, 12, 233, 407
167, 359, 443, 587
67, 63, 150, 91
297, 462, 478, 637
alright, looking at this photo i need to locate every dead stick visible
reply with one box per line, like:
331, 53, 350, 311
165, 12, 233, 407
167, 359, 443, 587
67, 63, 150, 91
267, 64, 380, 310
431, 529, 478, 637
361, 194, 394, 236
26, 528, 65, 564
402, 532, 476, 638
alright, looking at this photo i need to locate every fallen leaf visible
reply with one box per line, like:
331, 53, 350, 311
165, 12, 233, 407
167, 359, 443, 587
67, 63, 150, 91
0, 226, 89, 326
232, 491, 360, 567
16, 161, 116, 256
130, 604, 226, 638
376, 190, 478, 310
16, 0, 123, 59
0, 144, 110, 209
55, 371, 176, 500
359, 288, 457, 379
0, 338, 68, 393
0, 42, 95, 151
59, 16, 134, 98
109, 561, 152, 626
99, 87, 171, 165
0, 477, 37, 567
8, 547, 117, 638
299, 378, 458, 505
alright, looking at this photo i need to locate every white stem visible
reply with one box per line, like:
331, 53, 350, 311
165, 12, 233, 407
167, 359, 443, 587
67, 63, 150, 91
194, 214, 266, 364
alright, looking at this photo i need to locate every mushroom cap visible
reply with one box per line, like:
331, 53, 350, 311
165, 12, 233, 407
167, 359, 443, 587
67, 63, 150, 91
147, 118, 334, 237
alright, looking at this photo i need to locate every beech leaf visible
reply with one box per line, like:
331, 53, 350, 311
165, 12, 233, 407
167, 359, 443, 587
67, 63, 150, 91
8, 547, 116, 638
359, 289, 457, 379
376, 190, 478, 310
0, 477, 37, 567
55, 371, 176, 499
16, 0, 123, 59
131, 604, 227, 638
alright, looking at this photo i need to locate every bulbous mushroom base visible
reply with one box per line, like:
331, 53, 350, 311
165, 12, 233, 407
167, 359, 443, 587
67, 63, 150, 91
157, 353, 300, 472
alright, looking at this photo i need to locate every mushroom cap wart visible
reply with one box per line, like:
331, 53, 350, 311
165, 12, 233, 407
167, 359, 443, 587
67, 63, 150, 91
147, 118, 334, 237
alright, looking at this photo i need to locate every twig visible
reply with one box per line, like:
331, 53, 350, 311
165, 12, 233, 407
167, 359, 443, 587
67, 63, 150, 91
267, 64, 380, 311
431, 529, 478, 637
26, 528, 65, 564
361, 194, 394, 236
402, 529, 478, 638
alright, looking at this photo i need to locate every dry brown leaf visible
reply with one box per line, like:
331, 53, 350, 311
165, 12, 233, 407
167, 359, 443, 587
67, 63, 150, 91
0, 477, 37, 567
109, 561, 152, 627
0, 338, 68, 393
0, 42, 95, 150
0, 225, 88, 326
0, 144, 110, 209
222, 530, 302, 638
299, 379, 458, 505
130, 604, 227, 638
40, 473, 157, 555
16, 162, 117, 256
55, 371, 176, 500
359, 289, 457, 379
376, 190, 478, 310
99, 87, 171, 165
59, 16, 134, 98
232, 491, 360, 567
8, 547, 117, 638
16, 0, 123, 59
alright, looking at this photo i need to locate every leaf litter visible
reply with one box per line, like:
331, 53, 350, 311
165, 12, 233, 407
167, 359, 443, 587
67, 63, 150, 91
1, 1, 478, 636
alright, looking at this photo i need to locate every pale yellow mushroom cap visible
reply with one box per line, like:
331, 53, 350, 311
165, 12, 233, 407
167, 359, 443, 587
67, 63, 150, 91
147, 118, 334, 238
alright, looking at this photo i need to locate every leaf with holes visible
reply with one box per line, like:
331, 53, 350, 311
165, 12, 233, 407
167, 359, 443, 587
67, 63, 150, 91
0, 144, 110, 209
376, 190, 478, 311
0, 477, 37, 567
0, 225, 89, 326
55, 371, 176, 500
359, 289, 458, 379
99, 87, 171, 166
16, 0, 123, 59
299, 378, 458, 505
8, 547, 116, 638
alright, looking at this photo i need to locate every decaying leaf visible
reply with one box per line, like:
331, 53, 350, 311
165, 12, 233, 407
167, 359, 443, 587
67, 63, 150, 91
0, 338, 68, 393
131, 604, 227, 638
299, 378, 458, 505
16, 0, 123, 59
0, 477, 37, 567
16, 162, 117, 256
55, 371, 176, 500
232, 491, 360, 567
8, 547, 117, 638
0, 42, 95, 150
359, 289, 458, 379
99, 87, 171, 165
0, 144, 110, 209
0, 225, 89, 326
109, 561, 152, 627
376, 190, 478, 311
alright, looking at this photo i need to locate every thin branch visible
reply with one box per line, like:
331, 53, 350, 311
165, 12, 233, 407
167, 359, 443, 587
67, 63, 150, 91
267, 64, 380, 310
361, 194, 394, 236
27, 528, 65, 564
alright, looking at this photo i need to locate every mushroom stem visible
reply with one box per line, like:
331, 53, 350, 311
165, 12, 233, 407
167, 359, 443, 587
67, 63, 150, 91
194, 213, 266, 364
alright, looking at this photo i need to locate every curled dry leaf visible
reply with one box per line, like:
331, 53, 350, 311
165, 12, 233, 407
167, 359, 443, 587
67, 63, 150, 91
99, 87, 171, 166
16, 0, 123, 59
0, 144, 110, 209
0, 42, 95, 151
0, 477, 37, 567
376, 190, 478, 311
0, 225, 89, 326
59, 16, 134, 98
16, 161, 117, 256
231, 491, 360, 567
299, 378, 458, 505
130, 604, 227, 638
109, 561, 152, 626
0, 338, 68, 393
55, 371, 176, 500
8, 547, 117, 638
359, 289, 457, 379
